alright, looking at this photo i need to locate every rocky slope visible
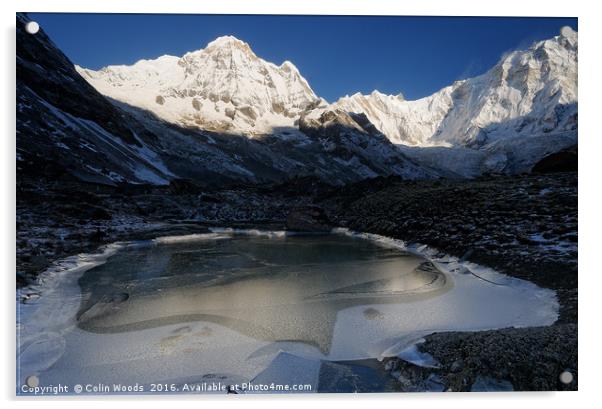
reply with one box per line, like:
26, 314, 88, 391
382, 324, 577, 391
319, 171, 577, 391
321, 172, 577, 322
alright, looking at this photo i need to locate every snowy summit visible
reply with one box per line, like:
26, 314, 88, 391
78, 29, 577, 153
77, 35, 320, 135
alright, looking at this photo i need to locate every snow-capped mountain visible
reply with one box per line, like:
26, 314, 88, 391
76, 36, 321, 136
18, 13, 437, 187
19, 9, 578, 185
333, 26, 577, 148
76, 27, 578, 178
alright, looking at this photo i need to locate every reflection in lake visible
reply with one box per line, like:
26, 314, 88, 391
77, 234, 450, 353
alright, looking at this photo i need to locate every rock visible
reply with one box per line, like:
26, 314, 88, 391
238, 105, 258, 120
191, 98, 202, 111
285, 206, 332, 232
168, 178, 203, 194
450, 359, 464, 373
29, 255, 49, 270
363, 307, 384, 320
395, 373, 412, 388
470, 376, 514, 392
425, 374, 446, 392
459, 249, 474, 262
271, 101, 285, 114
89, 206, 112, 220
532, 145, 577, 173
22, 292, 41, 304
89, 229, 106, 243
110, 292, 130, 302
225, 107, 236, 119
384, 359, 399, 372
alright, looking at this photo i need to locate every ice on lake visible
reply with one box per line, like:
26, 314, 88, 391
17, 230, 558, 394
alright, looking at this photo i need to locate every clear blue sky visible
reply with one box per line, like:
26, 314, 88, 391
27, 13, 577, 102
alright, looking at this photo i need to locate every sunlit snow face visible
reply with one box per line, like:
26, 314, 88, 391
75, 234, 450, 354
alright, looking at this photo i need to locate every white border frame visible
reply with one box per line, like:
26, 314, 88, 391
2, 1, 600, 408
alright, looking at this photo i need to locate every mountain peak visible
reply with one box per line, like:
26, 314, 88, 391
176, 35, 257, 63
78, 34, 319, 136
203, 35, 256, 58
206, 35, 249, 49
280, 60, 300, 73
558, 26, 577, 48
333, 29, 577, 148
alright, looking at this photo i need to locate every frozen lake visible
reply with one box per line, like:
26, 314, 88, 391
17, 229, 558, 394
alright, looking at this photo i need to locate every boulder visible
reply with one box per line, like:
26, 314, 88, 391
168, 178, 203, 194
286, 206, 332, 232
532, 145, 577, 173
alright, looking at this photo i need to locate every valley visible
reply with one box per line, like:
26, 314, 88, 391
16, 12, 578, 393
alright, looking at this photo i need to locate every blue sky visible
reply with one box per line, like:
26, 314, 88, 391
28, 13, 577, 102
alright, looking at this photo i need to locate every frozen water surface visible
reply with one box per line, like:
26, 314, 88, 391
17, 229, 558, 394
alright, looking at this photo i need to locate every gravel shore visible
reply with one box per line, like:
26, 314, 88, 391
320, 172, 577, 391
